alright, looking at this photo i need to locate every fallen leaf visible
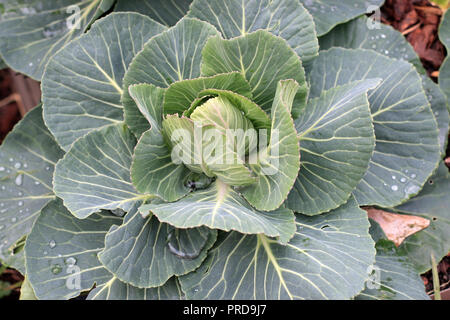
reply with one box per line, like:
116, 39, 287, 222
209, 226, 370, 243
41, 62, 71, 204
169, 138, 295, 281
364, 207, 430, 246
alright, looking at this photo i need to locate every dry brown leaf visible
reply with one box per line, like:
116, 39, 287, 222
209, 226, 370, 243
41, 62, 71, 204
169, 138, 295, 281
364, 207, 430, 246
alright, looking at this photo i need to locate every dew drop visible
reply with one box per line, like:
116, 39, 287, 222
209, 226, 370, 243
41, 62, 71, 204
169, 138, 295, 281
14, 162, 21, 169
48, 240, 56, 249
34, 181, 40, 185
411, 173, 417, 179
17, 201, 23, 207
51, 264, 62, 275
392, 175, 396, 180
405, 184, 420, 196
11, 217, 16, 223
14, 174, 23, 186
400, 177, 406, 183
391, 185, 398, 191
0, 167, 5, 172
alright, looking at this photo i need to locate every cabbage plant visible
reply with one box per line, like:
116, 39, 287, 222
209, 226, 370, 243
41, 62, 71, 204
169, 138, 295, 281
0, 0, 449, 300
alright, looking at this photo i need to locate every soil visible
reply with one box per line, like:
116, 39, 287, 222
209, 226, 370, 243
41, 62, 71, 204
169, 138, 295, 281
0, 70, 21, 144
381, 0, 447, 78
0, 0, 449, 300
422, 254, 450, 295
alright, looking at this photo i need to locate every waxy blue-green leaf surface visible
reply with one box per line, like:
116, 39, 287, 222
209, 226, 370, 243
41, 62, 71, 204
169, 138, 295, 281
42, 12, 166, 151
299, 0, 385, 36
395, 162, 450, 273
188, 0, 319, 62
54, 124, 149, 219
25, 199, 122, 300
308, 48, 440, 208
122, 17, 220, 137
0, 106, 64, 271
115, 0, 192, 27
88, 276, 183, 300
357, 222, 429, 300
0, 0, 115, 80
140, 180, 296, 244
287, 80, 379, 215
439, 10, 450, 101
201, 30, 308, 118
179, 197, 375, 300
99, 205, 217, 288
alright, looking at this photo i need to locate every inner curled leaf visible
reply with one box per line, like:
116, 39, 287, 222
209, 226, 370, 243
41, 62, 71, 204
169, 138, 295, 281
161, 94, 261, 186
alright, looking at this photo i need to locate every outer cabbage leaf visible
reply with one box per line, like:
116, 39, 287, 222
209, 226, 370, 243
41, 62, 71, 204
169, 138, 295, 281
88, 277, 183, 300
54, 124, 150, 219
0, 106, 64, 270
114, 0, 192, 27
179, 197, 375, 300
122, 17, 220, 137
287, 79, 379, 215
98, 205, 217, 288
356, 221, 429, 300
188, 0, 319, 62
394, 162, 450, 273
140, 180, 296, 244
299, 0, 384, 36
0, 0, 115, 80
201, 30, 308, 118
24, 199, 122, 300
241, 80, 300, 211
24, 199, 183, 300
308, 48, 440, 208
320, 16, 449, 155
42, 13, 166, 151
